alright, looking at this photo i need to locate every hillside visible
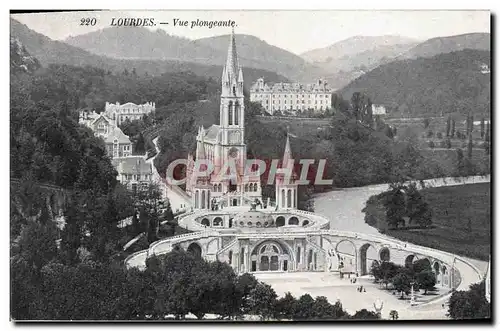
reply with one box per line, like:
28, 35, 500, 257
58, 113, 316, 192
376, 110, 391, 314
10, 18, 289, 89
195, 34, 326, 82
339, 49, 491, 116
10, 37, 40, 74
301, 35, 419, 62
64, 27, 327, 83
400, 33, 490, 60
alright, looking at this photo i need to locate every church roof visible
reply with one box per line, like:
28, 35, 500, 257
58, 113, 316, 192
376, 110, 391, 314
113, 156, 152, 175
204, 125, 221, 142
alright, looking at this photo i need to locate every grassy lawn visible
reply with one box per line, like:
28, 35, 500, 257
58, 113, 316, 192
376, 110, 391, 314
386, 183, 491, 261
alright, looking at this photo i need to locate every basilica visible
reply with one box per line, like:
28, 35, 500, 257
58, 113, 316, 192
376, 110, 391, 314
182, 30, 297, 211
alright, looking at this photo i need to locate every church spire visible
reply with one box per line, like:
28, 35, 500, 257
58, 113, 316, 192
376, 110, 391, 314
282, 126, 293, 168
226, 27, 239, 79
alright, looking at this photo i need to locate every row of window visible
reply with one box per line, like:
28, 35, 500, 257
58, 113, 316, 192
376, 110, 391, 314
268, 99, 328, 104
122, 174, 152, 181
251, 93, 330, 99
244, 183, 259, 192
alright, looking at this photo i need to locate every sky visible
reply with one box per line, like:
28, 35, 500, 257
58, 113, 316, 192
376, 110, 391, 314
11, 10, 490, 54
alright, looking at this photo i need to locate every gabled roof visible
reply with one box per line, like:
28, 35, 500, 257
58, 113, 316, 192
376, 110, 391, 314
204, 125, 221, 142
104, 126, 131, 144
90, 114, 114, 127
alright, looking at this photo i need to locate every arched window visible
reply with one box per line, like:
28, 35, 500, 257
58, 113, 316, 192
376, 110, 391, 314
201, 191, 206, 209
234, 102, 240, 125
297, 246, 301, 263
214, 184, 218, 192
228, 101, 233, 125
218, 183, 222, 192
195, 190, 199, 208
287, 190, 292, 208
245, 184, 248, 192
281, 189, 285, 208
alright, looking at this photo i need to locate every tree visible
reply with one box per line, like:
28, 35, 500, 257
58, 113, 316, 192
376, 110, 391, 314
383, 186, 406, 229
352, 309, 379, 320
384, 125, 394, 139
135, 132, 146, 155
293, 294, 316, 320
405, 183, 432, 227
423, 118, 430, 129
466, 115, 471, 135
416, 270, 436, 294
456, 148, 465, 176
311, 296, 334, 320
445, 116, 451, 137
389, 310, 399, 320
391, 272, 412, 298
274, 292, 296, 320
248, 282, 277, 320
467, 133, 473, 160
480, 118, 485, 138
236, 273, 259, 315
16, 207, 59, 273
448, 281, 490, 319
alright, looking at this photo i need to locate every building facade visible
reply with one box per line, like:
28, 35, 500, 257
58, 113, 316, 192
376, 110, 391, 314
112, 156, 153, 191
250, 78, 333, 114
104, 101, 155, 126
79, 111, 133, 158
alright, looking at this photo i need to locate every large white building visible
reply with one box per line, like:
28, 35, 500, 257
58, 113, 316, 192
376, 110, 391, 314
104, 101, 155, 126
250, 78, 333, 114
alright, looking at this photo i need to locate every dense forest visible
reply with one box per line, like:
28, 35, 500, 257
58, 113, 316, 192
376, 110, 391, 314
340, 49, 491, 116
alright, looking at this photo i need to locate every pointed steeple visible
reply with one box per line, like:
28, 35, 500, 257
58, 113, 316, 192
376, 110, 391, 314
282, 126, 293, 168
225, 27, 239, 82
197, 134, 206, 161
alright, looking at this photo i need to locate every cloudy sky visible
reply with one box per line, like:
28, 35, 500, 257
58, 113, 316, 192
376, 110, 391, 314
11, 10, 490, 54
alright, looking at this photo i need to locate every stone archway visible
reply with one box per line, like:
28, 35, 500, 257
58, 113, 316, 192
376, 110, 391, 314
405, 254, 416, 268
213, 217, 223, 227
302, 220, 309, 227
379, 247, 390, 262
433, 261, 441, 286
359, 243, 378, 276
250, 240, 292, 272
229, 218, 233, 228
276, 216, 286, 227
201, 218, 210, 226
288, 216, 299, 226
335, 240, 357, 274
187, 242, 202, 258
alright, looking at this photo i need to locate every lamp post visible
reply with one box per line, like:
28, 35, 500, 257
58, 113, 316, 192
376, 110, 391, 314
373, 298, 384, 319
410, 282, 416, 306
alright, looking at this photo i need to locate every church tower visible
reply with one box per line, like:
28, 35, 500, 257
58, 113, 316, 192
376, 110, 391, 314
218, 28, 246, 174
192, 133, 211, 210
276, 130, 298, 210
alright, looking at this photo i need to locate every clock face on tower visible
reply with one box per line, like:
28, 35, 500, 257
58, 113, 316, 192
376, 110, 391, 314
228, 147, 238, 158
